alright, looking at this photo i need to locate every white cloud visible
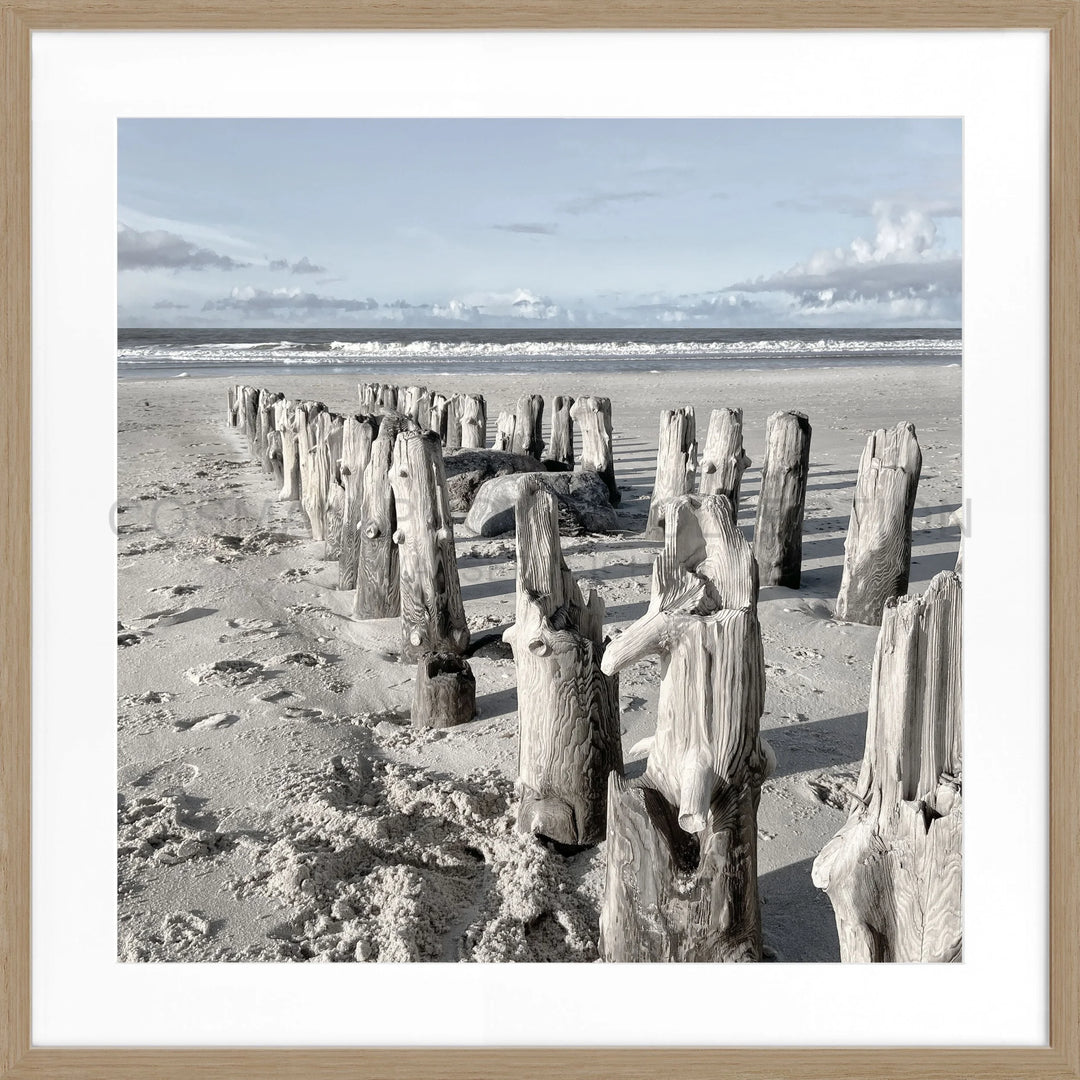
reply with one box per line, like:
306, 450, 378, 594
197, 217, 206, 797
727, 201, 960, 321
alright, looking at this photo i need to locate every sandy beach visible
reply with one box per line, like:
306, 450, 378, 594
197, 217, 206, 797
116, 362, 961, 963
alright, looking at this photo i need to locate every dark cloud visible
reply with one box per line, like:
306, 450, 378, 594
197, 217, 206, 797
117, 226, 249, 272
268, 256, 328, 274
492, 223, 557, 235
556, 190, 661, 215
202, 288, 378, 315
151, 300, 189, 310
290, 256, 326, 275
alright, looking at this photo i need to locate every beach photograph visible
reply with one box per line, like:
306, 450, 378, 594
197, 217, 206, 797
116, 118, 962, 964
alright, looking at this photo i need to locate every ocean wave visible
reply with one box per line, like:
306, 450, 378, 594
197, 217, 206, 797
118, 335, 962, 365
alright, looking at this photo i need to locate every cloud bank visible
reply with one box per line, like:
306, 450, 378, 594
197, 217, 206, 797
118, 226, 250, 272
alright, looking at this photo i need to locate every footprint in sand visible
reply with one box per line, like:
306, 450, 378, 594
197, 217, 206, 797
219, 617, 282, 643
148, 583, 202, 597
185, 659, 265, 687
173, 713, 240, 732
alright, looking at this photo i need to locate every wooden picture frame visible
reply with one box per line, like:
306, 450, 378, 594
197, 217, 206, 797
2, 3, 1076, 1077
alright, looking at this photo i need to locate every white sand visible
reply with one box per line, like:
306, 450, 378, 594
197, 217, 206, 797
117, 363, 961, 962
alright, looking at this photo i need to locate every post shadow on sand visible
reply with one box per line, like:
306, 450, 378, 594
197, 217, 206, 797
763, 712, 866, 780
474, 684, 519, 721
759, 856, 841, 962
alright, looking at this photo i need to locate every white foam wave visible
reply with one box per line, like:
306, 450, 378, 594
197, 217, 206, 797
118, 335, 961, 366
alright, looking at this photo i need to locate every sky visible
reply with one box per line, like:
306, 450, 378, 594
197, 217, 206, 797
117, 118, 961, 329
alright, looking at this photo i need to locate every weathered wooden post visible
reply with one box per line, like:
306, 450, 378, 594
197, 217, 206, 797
644, 407, 697, 541
753, 410, 812, 588
256, 390, 283, 477
812, 571, 962, 962
296, 402, 325, 538
700, 407, 750, 510
503, 475, 622, 848
354, 415, 403, 620
429, 392, 450, 443
378, 384, 398, 412
445, 396, 463, 451
241, 386, 260, 449
320, 415, 346, 560
458, 393, 487, 449
543, 395, 575, 469
599, 494, 770, 961
492, 410, 516, 452
266, 429, 284, 488
277, 401, 302, 502
227, 385, 240, 427
412, 653, 476, 729
835, 422, 923, 624
401, 386, 426, 422
570, 396, 618, 505
339, 415, 378, 590
511, 394, 544, 458
390, 430, 470, 661
358, 383, 379, 412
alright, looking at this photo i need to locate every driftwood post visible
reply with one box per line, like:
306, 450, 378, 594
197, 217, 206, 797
297, 402, 327, 539
445, 396, 463, 451
390, 430, 470, 661
835, 422, 923, 625
354, 415, 402, 620
543, 395, 575, 469
241, 386, 260, 449
458, 394, 487, 449
402, 386, 426, 422
492, 410, 516, 452
503, 475, 622, 847
570, 396, 618, 505
339, 415, 378, 590
412, 653, 476, 729
700, 407, 750, 510
227, 385, 240, 427
256, 390, 282, 477
266, 430, 284, 488
429, 393, 449, 443
644, 407, 697, 541
812, 571, 962, 962
276, 401, 301, 502
511, 394, 544, 459
599, 495, 770, 961
753, 410, 812, 588
378, 384, 398, 412
321, 415, 346, 560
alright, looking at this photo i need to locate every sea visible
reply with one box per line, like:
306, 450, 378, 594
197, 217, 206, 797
117, 327, 962, 380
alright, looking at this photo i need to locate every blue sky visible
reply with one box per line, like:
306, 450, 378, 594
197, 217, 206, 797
118, 118, 961, 329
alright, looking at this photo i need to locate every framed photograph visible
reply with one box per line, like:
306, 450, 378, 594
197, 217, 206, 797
4, 3, 1078, 1077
